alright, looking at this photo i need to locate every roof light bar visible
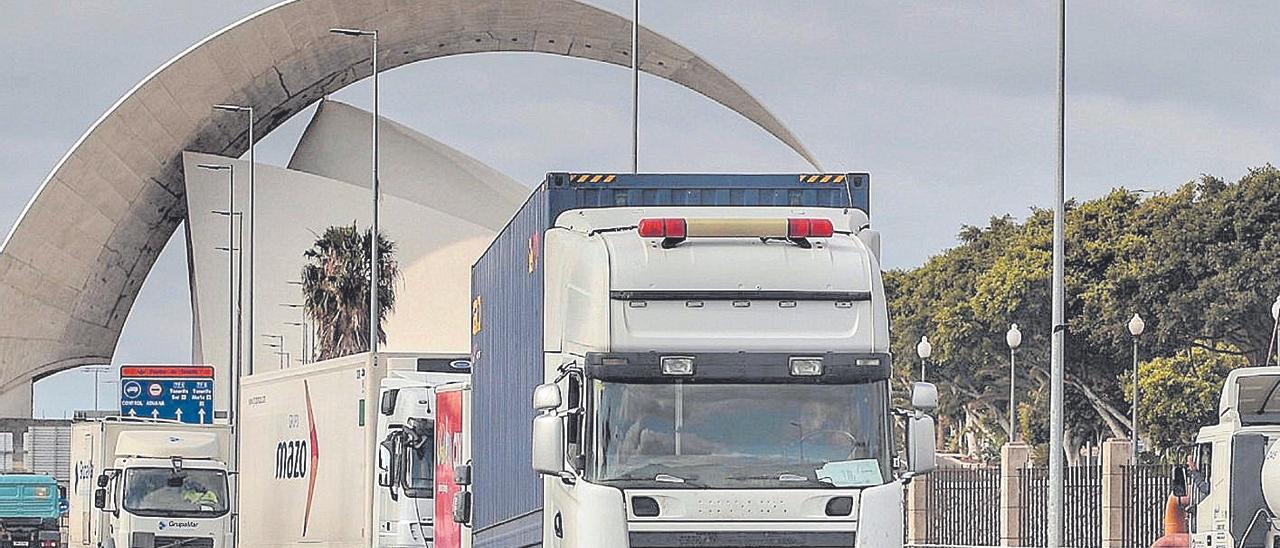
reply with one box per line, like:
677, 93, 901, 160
636, 217, 836, 241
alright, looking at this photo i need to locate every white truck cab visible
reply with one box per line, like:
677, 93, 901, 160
1188, 367, 1280, 547
71, 421, 232, 548
458, 172, 937, 548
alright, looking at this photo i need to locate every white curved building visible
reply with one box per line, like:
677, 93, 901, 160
186, 101, 525, 409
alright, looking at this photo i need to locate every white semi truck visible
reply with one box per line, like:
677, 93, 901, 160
442, 173, 939, 548
237, 352, 469, 548
1187, 366, 1280, 548
69, 418, 232, 548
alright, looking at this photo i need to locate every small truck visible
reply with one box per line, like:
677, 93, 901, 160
0, 473, 62, 548
69, 419, 232, 548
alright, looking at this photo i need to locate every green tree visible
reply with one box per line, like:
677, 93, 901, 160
301, 223, 399, 361
1127, 346, 1242, 456
886, 166, 1280, 463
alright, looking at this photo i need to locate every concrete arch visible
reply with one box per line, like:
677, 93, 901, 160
0, 0, 819, 414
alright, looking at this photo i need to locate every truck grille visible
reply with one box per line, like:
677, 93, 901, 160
154, 537, 214, 548
629, 531, 855, 547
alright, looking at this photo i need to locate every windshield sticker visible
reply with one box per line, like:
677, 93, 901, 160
816, 459, 883, 487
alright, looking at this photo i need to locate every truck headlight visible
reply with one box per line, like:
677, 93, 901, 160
660, 356, 695, 376
790, 357, 824, 376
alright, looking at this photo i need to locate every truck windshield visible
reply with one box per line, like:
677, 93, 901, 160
592, 381, 890, 489
122, 468, 228, 518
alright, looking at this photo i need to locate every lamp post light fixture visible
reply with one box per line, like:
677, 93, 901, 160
1006, 323, 1023, 442
213, 104, 255, 379
1128, 313, 1146, 464
329, 27, 381, 363
916, 335, 932, 382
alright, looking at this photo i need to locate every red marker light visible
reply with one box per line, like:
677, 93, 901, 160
665, 218, 687, 239
788, 218, 834, 239
638, 218, 665, 237
809, 218, 834, 238
638, 218, 687, 238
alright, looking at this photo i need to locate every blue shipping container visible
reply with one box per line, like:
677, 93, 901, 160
469, 172, 866, 547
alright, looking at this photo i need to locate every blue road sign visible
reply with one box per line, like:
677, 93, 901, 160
119, 366, 215, 424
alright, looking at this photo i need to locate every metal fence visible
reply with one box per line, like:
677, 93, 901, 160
1019, 465, 1102, 547
920, 467, 1002, 547
1123, 464, 1174, 547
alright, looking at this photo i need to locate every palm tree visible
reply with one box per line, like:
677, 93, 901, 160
301, 223, 399, 361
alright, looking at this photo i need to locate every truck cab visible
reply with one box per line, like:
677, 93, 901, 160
374, 359, 472, 547
0, 473, 62, 548
1189, 367, 1280, 548
531, 206, 936, 546
460, 173, 938, 548
74, 423, 232, 548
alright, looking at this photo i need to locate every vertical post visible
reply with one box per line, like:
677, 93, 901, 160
1100, 439, 1131, 548
1001, 442, 1031, 547
370, 31, 380, 360
631, 0, 639, 174
906, 474, 931, 545
1131, 339, 1139, 464
1010, 348, 1017, 441
226, 167, 236, 427
1048, 0, 1068, 545
247, 109, 255, 379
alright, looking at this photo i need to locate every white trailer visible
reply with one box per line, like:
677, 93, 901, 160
1188, 367, 1280, 547
237, 352, 468, 548
69, 418, 232, 548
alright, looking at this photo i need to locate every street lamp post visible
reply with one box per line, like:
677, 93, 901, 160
198, 164, 237, 425
282, 303, 306, 364
213, 105, 255, 377
1006, 323, 1023, 442
1128, 313, 1146, 464
262, 334, 285, 369
329, 27, 381, 362
82, 366, 111, 412
631, 0, 639, 173
916, 335, 932, 382
1048, 1, 1068, 543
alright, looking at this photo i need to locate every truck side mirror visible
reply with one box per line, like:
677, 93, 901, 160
532, 413, 565, 475
533, 383, 562, 411
380, 389, 399, 416
452, 491, 472, 525
912, 382, 938, 412
1170, 465, 1187, 498
93, 488, 107, 509
377, 439, 397, 488
906, 414, 937, 476
454, 464, 472, 487
96, 474, 110, 488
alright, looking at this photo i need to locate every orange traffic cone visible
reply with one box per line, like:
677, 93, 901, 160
1151, 494, 1190, 548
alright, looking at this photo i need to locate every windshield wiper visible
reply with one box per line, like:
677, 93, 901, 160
725, 473, 832, 486
609, 473, 706, 488
654, 474, 686, 484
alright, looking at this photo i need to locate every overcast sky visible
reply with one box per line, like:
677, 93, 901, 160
3, 1, 1277, 417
